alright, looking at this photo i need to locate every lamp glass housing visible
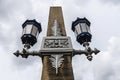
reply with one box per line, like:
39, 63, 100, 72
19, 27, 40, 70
22, 24, 39, 37
74, 23, 91, 36
72, 18, 92, 45
21, 20, 42, 46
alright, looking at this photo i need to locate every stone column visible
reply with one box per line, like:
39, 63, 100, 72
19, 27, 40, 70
41, 7, 74, 80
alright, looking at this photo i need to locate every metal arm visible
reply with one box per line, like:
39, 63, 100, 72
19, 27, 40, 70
13, 49, 41, 58
13, 44, 41, 58
73, 42, 100, 61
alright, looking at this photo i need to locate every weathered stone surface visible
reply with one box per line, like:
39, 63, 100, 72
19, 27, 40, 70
41, 7, 74, 80
47, 7, 66, 36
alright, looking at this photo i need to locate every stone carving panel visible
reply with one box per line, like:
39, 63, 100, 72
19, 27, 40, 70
40, 37, 73, 54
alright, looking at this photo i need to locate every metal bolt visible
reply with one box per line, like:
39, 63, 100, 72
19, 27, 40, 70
87, 55, 93, 61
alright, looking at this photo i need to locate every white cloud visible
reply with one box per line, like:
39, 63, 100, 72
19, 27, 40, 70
93, 36, 120, 80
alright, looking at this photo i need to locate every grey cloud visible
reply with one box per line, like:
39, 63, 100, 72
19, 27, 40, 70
96, 66, 115, 80
94, 37, 120, 80
74, 0, 90, 5
63, 0, 91, 8
0, 0, 41, 68
0, 0, 33, 21
100, 0, 120, 5
0, 0, 38, 49
12, 56, 41, 69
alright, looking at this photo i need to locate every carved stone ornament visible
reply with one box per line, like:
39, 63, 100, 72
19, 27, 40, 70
49, 54, 64, 74
40, 36, 73, 55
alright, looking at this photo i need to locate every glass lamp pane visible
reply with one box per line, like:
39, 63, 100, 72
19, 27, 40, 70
86, 25, 91, 33
36, 31, 39, 38
81, 23, 87, 32
74, 29, 78, 37
22, 27, 26, 35
31, 26, 38, 37
25, 24, 32, 34
75, 24, 81, 34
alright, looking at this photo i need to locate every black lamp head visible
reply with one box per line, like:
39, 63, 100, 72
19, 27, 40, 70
21, 19, 42, 46
72, 17, 92, 45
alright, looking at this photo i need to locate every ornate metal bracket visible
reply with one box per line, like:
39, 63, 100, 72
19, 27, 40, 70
73, 42, 100, 61
13, 49, 41, 58
13, 44, 41, 58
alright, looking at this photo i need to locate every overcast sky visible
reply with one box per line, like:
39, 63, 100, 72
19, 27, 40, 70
0, 0, 120, 80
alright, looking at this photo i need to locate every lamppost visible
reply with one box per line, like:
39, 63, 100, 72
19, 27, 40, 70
13, 6, 100, 80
